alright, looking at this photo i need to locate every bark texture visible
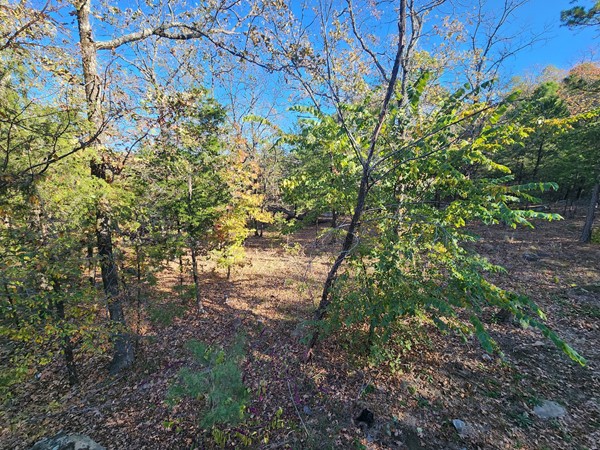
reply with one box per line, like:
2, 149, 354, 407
76, 0, 133, 373
580, 183, 599, 243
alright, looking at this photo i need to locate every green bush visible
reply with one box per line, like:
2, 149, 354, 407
167, 335, 249, 429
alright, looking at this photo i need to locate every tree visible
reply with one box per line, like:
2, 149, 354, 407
498, 81, 570, 183
0, 33, 102, 386
69, 0, 296, 372
282, 107, 361, 230
284, 0, 586, 365
500, 64, 600, 241
562, 1, 600, 27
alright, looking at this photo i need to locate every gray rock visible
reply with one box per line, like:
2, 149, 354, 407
533, 400, 566, 419
452, 419, 467, 435
31, 432, 105, 450
291, 321, 310, 340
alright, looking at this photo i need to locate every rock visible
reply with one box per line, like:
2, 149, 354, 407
452, 419, 467, 435
31, 432, 105, 450
291, 321, 309, 339
452, 419, 479, 439
533, 400, 566, 419
356, 408, 375, 428
522, 252, 540, 262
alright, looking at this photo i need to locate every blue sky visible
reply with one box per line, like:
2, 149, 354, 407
46, 0, 597, 132
78, 0, 598, 82
494, 0, 598, 76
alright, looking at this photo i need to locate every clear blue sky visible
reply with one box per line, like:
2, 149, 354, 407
499, 0, 598, 76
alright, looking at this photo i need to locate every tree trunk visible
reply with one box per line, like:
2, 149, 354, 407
97, 211, 134, 373
179, 254, 185, 288
76, 0, 133, 373
562, 186, 572, 216
186, 173, 203, 312
177, 221, 185, 289
306, 0, 407, 360
135, 242, 142, 339
307, 174, 369, 355
190, 244, 203, 312
87, 242, 95, 286
580, 183, 599, 243
531, 139, 544, 179
53, 280, 79, 386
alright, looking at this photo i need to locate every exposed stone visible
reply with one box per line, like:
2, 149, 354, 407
31, 432, 105, 450
452, 419, 478, 439
452, 419, 467, 435
533, 400, 566, 419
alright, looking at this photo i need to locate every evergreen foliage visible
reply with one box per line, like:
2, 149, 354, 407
167, 336, 249, 429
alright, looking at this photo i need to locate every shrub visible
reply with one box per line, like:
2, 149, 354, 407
167, 335, 249, 428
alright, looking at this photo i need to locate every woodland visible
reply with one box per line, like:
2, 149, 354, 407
0, 0, 599, 449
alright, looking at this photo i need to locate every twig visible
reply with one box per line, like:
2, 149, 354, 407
287, 380, 309, 437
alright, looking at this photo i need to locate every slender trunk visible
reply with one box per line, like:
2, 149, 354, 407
186, 173, 203, 312
135, 242, 142, 339
76, 0, 133, 373
331, 210, 337, 229
516, 161, 524, 184
179, 254, 184, 287
306, 0, 407, 359
367, 318, 376, 352
580, 183, 599, 243
307, 174, 369, 353
177, 221, 185, 289
87, 242, 95, 286
53, 280, 78, 386
562, 186, 572, 216
254, 218, 260, 237
190, 244, 203, 312
532, 139, 544, 180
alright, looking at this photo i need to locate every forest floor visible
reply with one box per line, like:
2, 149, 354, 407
2, 211, 599, 450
